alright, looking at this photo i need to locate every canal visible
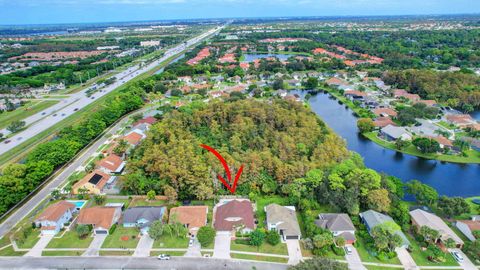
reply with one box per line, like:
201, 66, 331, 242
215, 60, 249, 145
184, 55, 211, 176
306, 91, 480, 197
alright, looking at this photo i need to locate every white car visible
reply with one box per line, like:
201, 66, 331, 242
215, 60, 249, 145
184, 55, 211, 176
157, 254, 170, 260
451, 251, 464, 262
344, 246, 352, 255
188, 239, 194, 247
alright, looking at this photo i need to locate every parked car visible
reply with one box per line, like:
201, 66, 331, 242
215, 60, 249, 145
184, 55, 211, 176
344, 246, 352, 255
157, 254, 170, 260
53, 114, 57, 116
17, 137, 23, 141
451, 251, 464, 262
4, 140, 11, 144
61, 113, 66, 116
41, 112, 46, 115
188, 239, 194, 247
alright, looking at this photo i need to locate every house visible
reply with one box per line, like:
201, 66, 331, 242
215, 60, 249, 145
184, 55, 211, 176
410, 209, 464, 248
77, 206, 121, 235
445, 114, 476, 128
430, 136, 454, 150
122, 130, 146, 146
72, 170, 111, 195
344, 90, 367, 101
123, 206, 166, 234
213, 199, 255, 234
97, 154, 125, 174
35, 201, 76, 235
360, 210, 410, 248
133, 116, 157, 128
416, 100, 437, 107
393, 89, 421, 102
373, 108, 398, 118
265, 204, 301, 241
374, 117, 396, 128
456, 217, 480, 242
169, 206, 208, 236
326, 77, 348, 88
315, 213, 356, 244
380, 125, 412, 141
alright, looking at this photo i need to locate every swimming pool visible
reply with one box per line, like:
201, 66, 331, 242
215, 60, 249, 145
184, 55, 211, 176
67, 200, 87, 210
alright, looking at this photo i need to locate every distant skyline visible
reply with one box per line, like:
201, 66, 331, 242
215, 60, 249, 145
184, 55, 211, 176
1, 0, 480, 25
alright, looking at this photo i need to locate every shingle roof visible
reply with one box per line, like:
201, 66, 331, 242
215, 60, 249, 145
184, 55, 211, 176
214, 200, 254, 231
123, 207, 166, 228
316, 213, 355, 232
169, 206, 208, 229
360, 210, 410, 247
381, 125, 411, 139
36, 201, 75, 222
77, 207, 117, 230
265, 204, 301, 237
410, 209, 464, 245
97, 154, 124, 172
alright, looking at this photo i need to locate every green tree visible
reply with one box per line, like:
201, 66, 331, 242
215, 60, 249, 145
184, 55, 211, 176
303, 77, 319, 89
93, 195, 106, 205
335, 236, 346, 247
313, 232, 334, 249
7, 120, 26, 133
371, 222, 403, 252
357, 118, 375, 133
395, 138, 411, 150
76, 224, 90, 239
288, 257, 347, 270
406, 180, 438, 206
366, 189, 391, 212
265, 230, 281, 246
149, 221, 165, 240
197, 226, 216, 248
147, 190, 156, 200
249, 229, 266, 248
412, 138, 440, 154
437, 196, 470, 218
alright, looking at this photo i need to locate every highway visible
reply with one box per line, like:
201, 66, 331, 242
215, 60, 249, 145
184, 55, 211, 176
0, 25, 223, 155
0, 256, 288, 270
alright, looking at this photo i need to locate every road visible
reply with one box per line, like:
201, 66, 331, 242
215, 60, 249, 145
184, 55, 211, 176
0, 25, 224, 155
0, 256, 288, 270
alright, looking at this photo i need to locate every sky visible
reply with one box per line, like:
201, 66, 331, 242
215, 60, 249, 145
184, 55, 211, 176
0, 0, 479, 25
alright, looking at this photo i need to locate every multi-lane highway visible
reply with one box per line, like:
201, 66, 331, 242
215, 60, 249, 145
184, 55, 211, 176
0, 25, 223, 156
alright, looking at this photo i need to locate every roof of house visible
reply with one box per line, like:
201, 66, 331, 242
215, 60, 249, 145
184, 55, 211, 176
133, 116, 157, 127
326, 77, 348, 86
373, 108, 398, 117
97, 154, 124, 172
214, 200, 255, 231
360, 210, 410, 246
381, 125, 411, 139
430, 136, 453, 147
123, 207, 166, 228
73, 170, 110, 191
344, 90, 367, 97
457, 220, 480, 232
265, 204, 301, 236
77, 207, 117, 229
315, 213, 356, 232
410, 209, 464, 245
374, 117, 396, 128
169, 206, 208, 229
123, 131, 144, 146
446, 114, 475, 125
36, 201, 75, 222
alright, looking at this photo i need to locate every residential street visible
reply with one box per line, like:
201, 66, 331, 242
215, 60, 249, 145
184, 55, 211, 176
133, 234, 154, 257
344, 245, 367, 270
82, 234, 107, 256
0, 256, 289, 270
213, 232, 231, 259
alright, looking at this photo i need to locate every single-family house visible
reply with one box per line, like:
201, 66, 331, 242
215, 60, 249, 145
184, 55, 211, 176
97, 154, 125, 174
344, 90, 367, 101
360, 210, 410, 249
416, 100, 437, 107
133, 116, 157, 128
393, 89, 421, 102
122, 130, 146, 147
169, 206, 208, 236
374, 117, 396, 128
410, 209, 464, 248
380, 125, 412, 141
213, 199, 255, 234
35, 201, 76, 235
445, 114, 476, 129
77, 206, 121, 235
430, 136, 454, 150
123, 206, 166, 234
72, 170, 111, 195
265, 204, 301, 241
373, 108, 398, 118
455, 216, 480, 242
315, 213, 356, 244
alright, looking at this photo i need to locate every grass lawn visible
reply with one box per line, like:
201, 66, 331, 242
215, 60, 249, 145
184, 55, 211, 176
102, 227, 140, 248
230, 253, 288, 263
130, 198, 166, 207
355, 235, 401, 265
0, 246, 27, 256
152, 235, 189, 248
0, 100, 59, 129
47, 230, 93, 249
0, 236, 11, 248
99, 250, 133, 256
364, 132, 480, 164
406, 234, 458, 266
456, 196, 480, 220
17, 230, 41, 249
200, 240, 214, 250
151, 250, 186, 257
365, 266, 403, 270
42, 250, 83, 256
231, 239, 288, 255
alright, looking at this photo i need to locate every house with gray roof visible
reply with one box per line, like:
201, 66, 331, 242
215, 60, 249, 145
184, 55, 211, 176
315, 213, 356, 244
380, 125, 412, 142
410, 209, 464, 248
123, 206, 166, 234
359, 210, 410, 248
265, 204, 301, 241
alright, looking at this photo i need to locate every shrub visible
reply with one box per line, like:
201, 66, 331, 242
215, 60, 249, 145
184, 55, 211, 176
76, 224, 91, 239
197, 226, 216, 248
265, 230, 281, 246
332, 245, 345, 256
109, 223, 117, 235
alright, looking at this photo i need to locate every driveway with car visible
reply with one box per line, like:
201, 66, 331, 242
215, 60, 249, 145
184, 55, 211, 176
448, 248, 476, 270
213, 231, 230, 259
185, 237, 201, 257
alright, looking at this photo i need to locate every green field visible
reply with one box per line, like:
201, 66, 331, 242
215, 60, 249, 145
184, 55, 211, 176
16, 230, 41, 249
99, 250, 134, 256
0, 100, 59, 129
150, 250, 186, 257
47, 230, 93, 249
152, 235, 189, 248
41, 250, 83, 256
0, 246, 27, 256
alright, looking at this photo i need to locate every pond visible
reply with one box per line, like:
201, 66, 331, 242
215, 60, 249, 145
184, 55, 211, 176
242, 53, 294, 62
304, 91, 480, 197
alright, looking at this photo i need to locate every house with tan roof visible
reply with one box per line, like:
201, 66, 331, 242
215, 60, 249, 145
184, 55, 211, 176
374, 117, 396, 128
97, 154, 125, 174
315, 213, 356, 244
393, 89, 420, 102
77, 206, 121, 235
213, 199, 255, 234
373, 108, 398, 118
445, 114, 476, 128
169, 206, 208, 236
410, 209, 464, 248
72, 170, 111, 195
122, 130, 146, 146
35, 201, 76, 235
456, 216, 480, 241
265, 204, 301, 241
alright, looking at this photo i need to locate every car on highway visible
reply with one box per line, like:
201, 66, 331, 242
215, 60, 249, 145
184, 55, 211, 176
4, 140, 11, 144
74, 108, 79, 111
17, 137, 23, 141
157, 254, 170, 260
41, 112, 46, 115
91, 96, 95, 99
53, 114, 57, 116
61, 113, 66, 116
451, 251, 464, 262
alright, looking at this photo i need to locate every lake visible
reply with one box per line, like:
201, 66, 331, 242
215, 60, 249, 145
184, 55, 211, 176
243, 53, 293, 62
305, 91, 480, 197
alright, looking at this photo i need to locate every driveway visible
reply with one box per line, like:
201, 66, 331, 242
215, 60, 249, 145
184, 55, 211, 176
24, 234, 54, 257
82, 234, 107, 256
213, 231, 230, 259
285, 239, 302, 265
396, 247, 419, 270
133, 234, 153, 257
185, 238, 201, 257
448, 248, 477, 270
344, 245, 366, 270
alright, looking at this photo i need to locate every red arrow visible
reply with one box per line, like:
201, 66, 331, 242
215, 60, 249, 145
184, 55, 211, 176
200, 144, 243, 194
